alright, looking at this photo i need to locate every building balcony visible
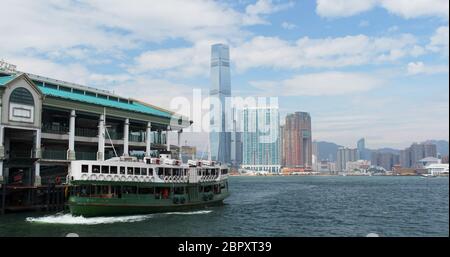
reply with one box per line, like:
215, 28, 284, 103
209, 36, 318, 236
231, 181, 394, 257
42, 150, 67, 160
75, 151, 97, 160
129, 133, 145, 142
42, 123, 69, 134
75, 127, 98, 137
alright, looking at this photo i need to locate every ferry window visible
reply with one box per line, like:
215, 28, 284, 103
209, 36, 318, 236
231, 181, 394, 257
81, 165, 89, 173
123, 186, 137, 194
92, 165, 100, 173
158, 168, 163, 176
173, 168, 179, 176
110, 166, 118, 174
101, 166, 109, 174
120, 166, 125, 174
138, 187, 153, 194
148, 168, 153, 175
141, 168, 147, 176
197, 170, 201, 176
127, 167, 133, 175
134, 167, 141, 175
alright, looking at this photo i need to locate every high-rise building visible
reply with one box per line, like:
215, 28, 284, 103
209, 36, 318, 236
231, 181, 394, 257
336, 147, 358, 171
209, 44, 231, 164
241, 107, 281, 173
371, 151, 399, 171
230, 107, 242, 168
312, 141, 319, 171
279, 125, 285, 166
283, 112, 312, 168
357, 138, 366, 160
399, 142, 437, 168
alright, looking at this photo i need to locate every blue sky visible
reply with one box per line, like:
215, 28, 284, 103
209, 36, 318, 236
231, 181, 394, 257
1, 0, 448, 150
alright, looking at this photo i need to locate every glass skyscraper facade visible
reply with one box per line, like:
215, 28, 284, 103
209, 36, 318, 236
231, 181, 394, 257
209, 44, 231, 164
241, 107, 281, 173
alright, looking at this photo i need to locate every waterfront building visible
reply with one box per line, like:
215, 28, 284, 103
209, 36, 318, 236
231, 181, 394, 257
416, 157, 441, 168
345, 160, 371, 173
371, 152, 399, 171
0, 71, 191, 186
425, 163, 449, 176
279, 125, 285, 166
400, 142, 437, 168
336, 147, 358, 171
241, 107, 281, 174
283, 112, 312, 168
230, 108, 243, 168
312, 140, 319, 171
209, 44, 231, 164
318, 160, 336, 174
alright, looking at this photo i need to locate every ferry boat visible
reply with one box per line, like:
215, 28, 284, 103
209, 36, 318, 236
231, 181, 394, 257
66, 152, 230, 217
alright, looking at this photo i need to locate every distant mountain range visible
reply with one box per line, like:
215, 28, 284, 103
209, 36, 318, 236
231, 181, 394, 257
315, 139, 449, 162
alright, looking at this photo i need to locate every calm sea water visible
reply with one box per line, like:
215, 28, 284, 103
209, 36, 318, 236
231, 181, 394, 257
0, 176, 448, 237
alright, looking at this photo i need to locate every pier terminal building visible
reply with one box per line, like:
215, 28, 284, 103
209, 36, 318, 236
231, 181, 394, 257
0, 69, 191, 188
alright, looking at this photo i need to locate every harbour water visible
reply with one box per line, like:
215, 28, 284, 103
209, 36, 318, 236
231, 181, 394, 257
0, 176, 448, 237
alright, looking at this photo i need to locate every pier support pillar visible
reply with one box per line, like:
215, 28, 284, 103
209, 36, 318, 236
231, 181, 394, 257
145, 122, 152, 157
123, 118, 129, 156
67, 109, 76, 160
97, 114, 105, 161
34, 162, 41, 186
0, 126, 4, 184
178, 129, 183, 160
166, 126, 171, 152
34, 129, 41, 186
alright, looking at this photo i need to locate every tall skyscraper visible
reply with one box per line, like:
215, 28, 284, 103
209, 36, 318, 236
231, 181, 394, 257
336, 147, 358, 171
209, 44, 231, 164
283, 112, 312, 168
241, 107, 281, 173
357, 138, 366, 160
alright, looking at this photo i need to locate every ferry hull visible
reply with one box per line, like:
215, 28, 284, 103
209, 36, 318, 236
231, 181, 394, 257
68, 193, 229, 217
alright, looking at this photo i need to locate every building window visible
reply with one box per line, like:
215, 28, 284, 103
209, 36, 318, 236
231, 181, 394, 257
10, 87, 34, 105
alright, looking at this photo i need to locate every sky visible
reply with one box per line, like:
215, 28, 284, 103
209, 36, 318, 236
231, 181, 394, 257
1, 0, 448, 150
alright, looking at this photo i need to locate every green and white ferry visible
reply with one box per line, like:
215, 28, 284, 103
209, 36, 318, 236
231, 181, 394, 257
66, 152, 230, 217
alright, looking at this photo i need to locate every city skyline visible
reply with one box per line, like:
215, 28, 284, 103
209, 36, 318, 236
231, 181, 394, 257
1, 0, 448, 150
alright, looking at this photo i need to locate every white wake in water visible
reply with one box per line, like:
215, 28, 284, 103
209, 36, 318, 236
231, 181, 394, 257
162, 210, 213, 215
26, 210, 213, 225
26, 213, 153, 225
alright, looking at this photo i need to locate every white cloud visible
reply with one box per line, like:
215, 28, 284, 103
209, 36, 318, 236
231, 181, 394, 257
233, 34, 423, 72
129, 41, 212, 78
316, 0, 377, 18
379, 0, 449, 19
249, 72, 383, 96
407, 62, 449, 75
281, 21, 298, 30
427, 26, 450, 56
0, 0, 260, 60
316, 0, 449, 19
244, 0, 294, 25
